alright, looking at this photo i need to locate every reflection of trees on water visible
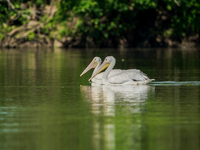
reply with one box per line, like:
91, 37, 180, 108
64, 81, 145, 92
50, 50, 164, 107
80, 84, 154, 150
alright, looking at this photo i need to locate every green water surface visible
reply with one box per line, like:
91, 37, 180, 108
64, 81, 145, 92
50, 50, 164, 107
0, 48, 200, 150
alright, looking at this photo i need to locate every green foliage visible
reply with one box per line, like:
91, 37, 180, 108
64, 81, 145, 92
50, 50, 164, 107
163, 0, 200, 39
58, 27, 69, 39
64, 0, 137, 45
163, 29, 173, 37
0, 34, 5, 40
27, 31, 35, 40
0, 0, 200, 47
0, 1, 8, 25
0, 24, 12, 40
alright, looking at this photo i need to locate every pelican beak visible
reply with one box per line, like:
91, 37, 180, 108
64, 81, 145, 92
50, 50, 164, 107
80, 60, 97, 77
88, 60, 110, 81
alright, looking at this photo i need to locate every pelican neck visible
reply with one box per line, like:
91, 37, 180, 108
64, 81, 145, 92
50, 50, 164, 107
103, 58, 116, 80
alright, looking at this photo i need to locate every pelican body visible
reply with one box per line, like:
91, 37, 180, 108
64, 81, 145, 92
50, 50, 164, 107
80, 57, 122, 83
89, 56, 154, 85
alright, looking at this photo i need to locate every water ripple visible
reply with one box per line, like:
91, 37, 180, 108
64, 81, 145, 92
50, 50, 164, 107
149, 81, 200, 86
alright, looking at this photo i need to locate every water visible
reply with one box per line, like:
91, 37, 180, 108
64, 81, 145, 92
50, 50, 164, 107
0, 48, 200, 150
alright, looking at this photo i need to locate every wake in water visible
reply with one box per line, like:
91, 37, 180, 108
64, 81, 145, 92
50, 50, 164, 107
149, 81, 200, 86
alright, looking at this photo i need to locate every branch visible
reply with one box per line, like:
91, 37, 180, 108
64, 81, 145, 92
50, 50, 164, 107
44, 0, 57, 24
6, 0, 18, 12
174, 0, 180, 6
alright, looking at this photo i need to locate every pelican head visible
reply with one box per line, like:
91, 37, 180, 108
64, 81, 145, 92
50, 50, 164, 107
80, 57, 102, 77
89, 56, 116, 81
104, 56, 116, 64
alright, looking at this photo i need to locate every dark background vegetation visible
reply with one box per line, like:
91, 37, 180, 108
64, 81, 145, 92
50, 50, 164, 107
0, 0, 200, 48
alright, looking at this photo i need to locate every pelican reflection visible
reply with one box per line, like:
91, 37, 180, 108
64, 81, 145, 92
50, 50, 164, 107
80, 84, 154, 150
80, 84, 154, 116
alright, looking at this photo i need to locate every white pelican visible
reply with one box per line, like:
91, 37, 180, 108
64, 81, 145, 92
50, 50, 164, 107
80, 57, 122, 83
89, 56, 154, 85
